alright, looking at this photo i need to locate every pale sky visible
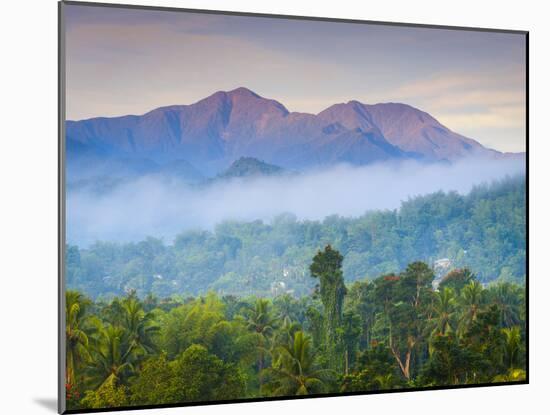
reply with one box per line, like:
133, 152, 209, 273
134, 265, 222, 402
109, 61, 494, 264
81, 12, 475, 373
64, 4, 526, 152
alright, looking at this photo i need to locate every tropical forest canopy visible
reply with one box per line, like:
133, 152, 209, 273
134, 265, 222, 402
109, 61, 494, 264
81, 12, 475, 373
65, 254, 526, 410
66, 175, 526, 299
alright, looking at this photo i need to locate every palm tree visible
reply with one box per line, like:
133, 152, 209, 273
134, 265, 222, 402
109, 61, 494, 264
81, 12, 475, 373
502, 326, 522, 369
88, 324, 135, 388
458, 281, 483, 335
246, 299, 277, 377
429, 287, 457, 336
488, 283, 523, 328
66, 290, 92, 386
121, 296, 159, 358
273, 316, 301, 346
262, 331, 332, 396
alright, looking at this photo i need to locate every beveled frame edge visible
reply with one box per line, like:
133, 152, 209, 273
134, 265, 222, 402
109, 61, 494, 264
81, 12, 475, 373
59, 1, 67, 413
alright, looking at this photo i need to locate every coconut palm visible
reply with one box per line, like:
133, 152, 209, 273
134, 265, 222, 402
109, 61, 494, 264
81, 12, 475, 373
66, 290, 92, 386
429, 287, 457, 336
88, 324, 135, 388
502, 326, 522, 369
488, 283, 523, 328
273, 315, 302, 348
246, 299, 277, 376
262, 331, 332, 396
121, 296, 159, 357
458, 281, 483, 335
274, 294, 295, 321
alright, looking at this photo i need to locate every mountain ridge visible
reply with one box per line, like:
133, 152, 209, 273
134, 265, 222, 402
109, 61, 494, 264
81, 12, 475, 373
66, 87, 520, 177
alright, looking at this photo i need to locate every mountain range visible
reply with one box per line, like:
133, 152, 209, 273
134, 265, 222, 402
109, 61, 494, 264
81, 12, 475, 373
66, 87, 521, 179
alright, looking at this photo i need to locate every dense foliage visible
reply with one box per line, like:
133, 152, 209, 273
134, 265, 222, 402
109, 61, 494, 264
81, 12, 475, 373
66, 176, 525, 299
66, 256, 526, 410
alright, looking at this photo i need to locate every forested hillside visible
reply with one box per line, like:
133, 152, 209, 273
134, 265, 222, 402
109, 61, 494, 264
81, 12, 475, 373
66, 176, 525, 299
65, 256, 526, 410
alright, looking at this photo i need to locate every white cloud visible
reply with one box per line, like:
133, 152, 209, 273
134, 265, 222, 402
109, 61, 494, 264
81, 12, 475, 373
67, 158, 525, 246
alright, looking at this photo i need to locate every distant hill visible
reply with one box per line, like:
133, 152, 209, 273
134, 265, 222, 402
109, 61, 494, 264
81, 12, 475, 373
219, 157, 285, 179
66, 175, 526, 298
66, 87, 520, 178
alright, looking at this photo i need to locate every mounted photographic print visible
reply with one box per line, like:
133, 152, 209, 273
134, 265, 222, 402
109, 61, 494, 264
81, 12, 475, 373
58, 1, 528, 413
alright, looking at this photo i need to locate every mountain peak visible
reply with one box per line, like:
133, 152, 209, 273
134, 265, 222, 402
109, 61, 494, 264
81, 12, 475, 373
220, 157, 284, 178
223, 87, 289, 117
227, 87, 261, 98
196, 87, 262, 108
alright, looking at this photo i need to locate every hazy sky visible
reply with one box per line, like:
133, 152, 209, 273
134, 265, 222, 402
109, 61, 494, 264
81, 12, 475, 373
64, 4, 526, 152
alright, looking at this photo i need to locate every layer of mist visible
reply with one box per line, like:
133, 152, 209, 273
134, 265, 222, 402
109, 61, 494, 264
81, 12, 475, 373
66, 157, 525, 246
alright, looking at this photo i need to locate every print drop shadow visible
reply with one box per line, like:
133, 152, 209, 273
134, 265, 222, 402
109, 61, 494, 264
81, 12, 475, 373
34, 398, 57, 412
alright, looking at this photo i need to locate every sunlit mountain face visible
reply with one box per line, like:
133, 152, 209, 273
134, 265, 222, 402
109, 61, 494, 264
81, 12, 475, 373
66, 87, 522, 181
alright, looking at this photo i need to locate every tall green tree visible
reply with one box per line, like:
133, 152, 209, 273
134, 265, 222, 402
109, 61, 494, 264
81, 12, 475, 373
310, 245, 347, 369
346, 281, 376, 350
120, 296, 160, 358
88, 324, 135, 388
160, 294, 225, 358
246, 299, 277, 385
487, 283, 524, 328
339, 311, 361, 375
428, 287, 457, 336
458, 281, 483, 335
66, 290, 92, 386
376, 262, 433, 380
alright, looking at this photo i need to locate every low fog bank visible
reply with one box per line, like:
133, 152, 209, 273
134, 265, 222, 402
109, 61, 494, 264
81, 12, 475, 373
66, 157, 525, 246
